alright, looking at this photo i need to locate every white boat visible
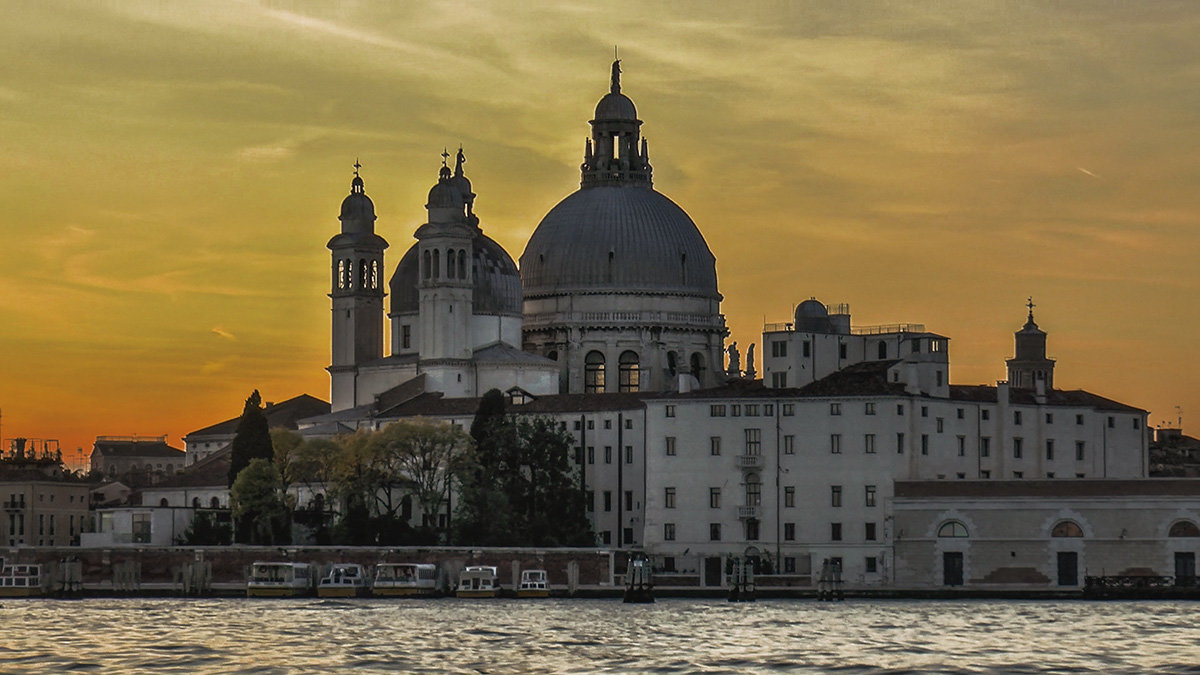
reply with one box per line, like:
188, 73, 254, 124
517, 569, 550, 598
0, 563, 42, 598
372, 563, 438, 597
456, 565, 499, 598
246, 562, 316, 597
317, 563, 369, 598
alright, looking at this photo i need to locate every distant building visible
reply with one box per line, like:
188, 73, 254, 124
0, 438, 91, 547
89, 436, 185, 483
182, 393, 330, 466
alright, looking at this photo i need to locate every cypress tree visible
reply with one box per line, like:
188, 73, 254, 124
228, 390, 273, 486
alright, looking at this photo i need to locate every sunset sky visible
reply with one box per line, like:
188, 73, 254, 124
1, 1, 1197, 461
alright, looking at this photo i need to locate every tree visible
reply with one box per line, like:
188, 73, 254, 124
228, 390, 273, 486
230, 458, 290, 545
372, 418, 472, 541
270, 428, 304, 488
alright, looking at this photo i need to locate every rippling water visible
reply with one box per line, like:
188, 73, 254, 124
4, 598, 1200, 673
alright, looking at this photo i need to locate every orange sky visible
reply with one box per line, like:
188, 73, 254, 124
1, 2, 1197, 462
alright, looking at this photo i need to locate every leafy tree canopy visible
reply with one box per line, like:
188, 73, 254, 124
228, 390, 272, 486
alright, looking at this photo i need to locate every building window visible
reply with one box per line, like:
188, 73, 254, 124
771, 372, 787, 387
921, 434, 929, 455
830, 403, 842, 416
665, 437, 676, 456
401, 325, 411, 350
1051, 521, 1084, 537
1046, 439, 1055, 460
1076, 441, 1085, 461
587, 420, 594, 430
131, 513, 151, 544
865, 434, 876, 454
709, 488, 721, 508
1076, 414, 1085, 425
936, 418, 944, 433
831, 523, 842, 541
745, 474, 762, 506
710, 523, 722, 541
1014, 411, 1023, 425
764, 404, 774, 416
957, 436, 966, 456
831, 485, 842, 507
586, 491, 594, 512
745, 404, 759, 416
744, 428, 761, 455
731, 404, 741, 417
938, 521, 969, 537
784, 523, 795, 540
604, 446, 613, 464
897, 404, 905, 415
603, 491, 612, 512
710, 405, 726, 417
1013, 471, 1023, 478
1108, 416, 1115, 428
865, 402, 876, 415
604, 419, 612, 429
702, 436, 718, 456
664, 487, 676, 508
784, 486, 795, 507
803, 341, 811, 357
1013, 437, 1023, 459
625, 446, 633, 464
783, 403, 795, 416
745, 519, 760, 541
1133, 418, 1140, 429
600, 531, 611, 545
936, 370, 943, 387
831, 434, 842, 454
618, 351, 640, 392
981, 409, 990, 421
865, 522, 877, 541
584, 351, 606, 393
665, 405, 675, 418
784, 435, 795, 455
1046, 413, 1054, 424
624, 491, 633, 511
897, 432, 905, 454
664, 523, 676, 541
771, 340, 787, 357
784, 557, 796, 574
865, 485, 876, 507
957, 408, 964, 419
587, 446, 595, 464
981, 437, 991, 457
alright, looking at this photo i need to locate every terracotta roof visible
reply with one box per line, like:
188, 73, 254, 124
185, 394, 330, 438
895, 479, 1200, 499
153, 446, 230, 489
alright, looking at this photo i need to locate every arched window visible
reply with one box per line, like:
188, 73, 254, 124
745, 473, 761, 506
192, 497, 201, 508
618, 351, 640, 392
547, 350, 558, 362
1051, 521, 1083, 537
337, 259, 349, 289
667, 351, 678, 377
358, 258, 367, 288
422, 250, 431, 279
584, 351, 606, 394
210, 496, 220, 509
1170, 521, 1200, 537
458, 249, 467, 279
370, 260, 378, 289
691, 353, 706, 383
159, 498, 169, 507
938, 521, 969, 538
446, 248, 456, 279
432, 249, 440, 279
877, 341, 887, 360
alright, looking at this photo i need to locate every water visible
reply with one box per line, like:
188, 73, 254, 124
3, 598, 1200, 673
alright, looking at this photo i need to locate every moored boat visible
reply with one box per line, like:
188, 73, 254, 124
318, 563, 369, 598
372, 563, 439, 597
247, 562, 316, 598
517, 569, 550, 598
0, 563, 43, 598
456, 565, 499, 598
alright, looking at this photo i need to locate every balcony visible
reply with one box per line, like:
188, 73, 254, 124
738, 505, 760, 520
737, 455, 763, 470
2, 500, 25, 510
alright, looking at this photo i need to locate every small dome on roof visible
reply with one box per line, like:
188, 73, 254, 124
426, 167, 462, 209
390, 234, 521, 316
795, 299, 835, 333
595, 92, 637, 121
339, 175, 376, 234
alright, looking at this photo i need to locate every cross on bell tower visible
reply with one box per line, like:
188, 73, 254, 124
1006, 297, 1055, 391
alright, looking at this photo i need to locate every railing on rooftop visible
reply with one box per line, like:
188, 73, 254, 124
95, 435, 167, 443
851, 323, 926, 336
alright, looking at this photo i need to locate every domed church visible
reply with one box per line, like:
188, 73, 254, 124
326, 62, 726, 412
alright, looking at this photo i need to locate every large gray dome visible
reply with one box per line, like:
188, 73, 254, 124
390, 233, 522, 316
520, 185, 718, 298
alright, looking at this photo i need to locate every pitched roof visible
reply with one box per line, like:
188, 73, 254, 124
91, 439, 184, 458
185, 394, 330, 438
153, 445, 231, 489
949, 385, 1145, 413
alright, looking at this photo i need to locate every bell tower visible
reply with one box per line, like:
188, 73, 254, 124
580, 59, 653, 188
416, 149, 476, 369
1006, 298, 1056, 391
327, 162, 388, 411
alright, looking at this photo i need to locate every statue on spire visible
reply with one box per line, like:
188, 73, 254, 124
611, 59, 621, 94
455, 146, 466, 176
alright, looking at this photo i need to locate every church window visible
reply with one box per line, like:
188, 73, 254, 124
337, 259, 349, 289
370, 260, 379, 288
458, 249, 466, 279
802, 341, 811, 358
618, 351, 640, 392
938, 521, 968, 538
358, 258, 367, 288
402, 325, 411, 350
667, 351, 678, 377
1169, 521, 1200, 537
1051, 521, 1083, 538
690, 353, 706, 383
584, 351, 606, 393
422, 251, 431, 279
432, 249, 440, 278
446, 249, 456, 278
877, 341, 887, 359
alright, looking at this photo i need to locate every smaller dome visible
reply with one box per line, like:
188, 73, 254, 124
595, 92, 637, 121
339, 177, 376, 234
427, 171, 463, 209
795, 299, 835, 333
